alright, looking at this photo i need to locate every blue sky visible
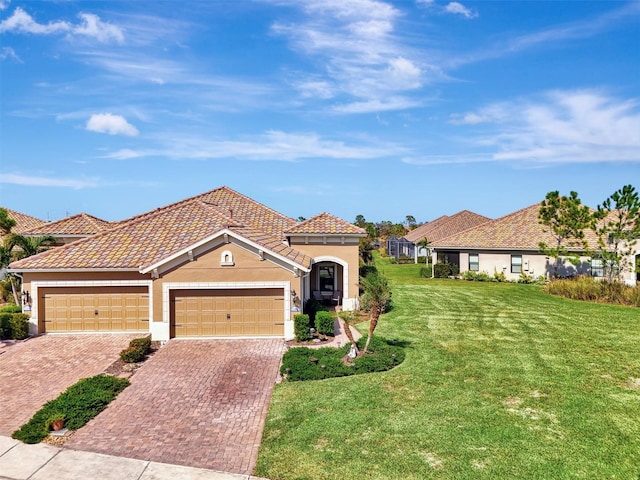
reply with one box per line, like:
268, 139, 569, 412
1, 0, 639, 225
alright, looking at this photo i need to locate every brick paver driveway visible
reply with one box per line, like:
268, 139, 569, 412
66, 339, 284, 475
0, 334, 138, 436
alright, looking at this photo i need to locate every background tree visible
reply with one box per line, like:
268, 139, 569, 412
405, 215, 417, 230
3, 234, 55, 304
354, 215, 367, 228
593, 184, 640, 282
360, 271, 391, 353
538, 190, 592, 277
0, 208, 16, 236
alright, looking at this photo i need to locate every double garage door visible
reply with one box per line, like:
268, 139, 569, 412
172, 288, 284, 337
41, 286, 149, 333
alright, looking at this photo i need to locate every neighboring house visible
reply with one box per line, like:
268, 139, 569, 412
2, 208, 46, 235
429, 204, 639, 285
386, 235, 414, 260
9, 186, 366, 340
400, 211, 491, 263
21, 213, 112, 246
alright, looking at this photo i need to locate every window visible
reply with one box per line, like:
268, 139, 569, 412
220, 250, 234, 266
591, 258, 604, 277
511, 255, 522, 274
319, 265, 335, 292
469, 253, 479, 271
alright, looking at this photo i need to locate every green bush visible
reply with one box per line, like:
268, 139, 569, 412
0, 313, 11, 340
315, 311, 335, 336
359, 265, 378, 278
0, 304, 22, 313
461, 271, 492, 282
119, 336, 151, 363
434, 263, 459, 278
493, 269, 507, 282
12, 374, 130, 444
294, 313, 312, 342
419, 266, 432, 278
280, 336, 405, 382
0, 312, 30, 339
10, 314, 30, 339
304, 298, 328, 323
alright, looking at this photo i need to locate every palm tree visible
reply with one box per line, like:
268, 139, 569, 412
360, 271, 391, 353
4, 234, 55, 304
417, 238, 431, 265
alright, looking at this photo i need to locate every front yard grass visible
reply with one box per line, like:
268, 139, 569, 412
255, 260, 640, 479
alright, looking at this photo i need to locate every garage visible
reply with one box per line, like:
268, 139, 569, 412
40, 286, 150, 333
171, 288, 284, 337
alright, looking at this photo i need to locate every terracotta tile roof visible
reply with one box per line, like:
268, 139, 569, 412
286, 212, 367, 235
404, 211, 490, 243
9, 187, 320, 271
430, 204, 601, 251
22, 213, 112, 236
2, 208, 46, 234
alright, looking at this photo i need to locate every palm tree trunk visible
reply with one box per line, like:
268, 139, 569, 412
9, 275, 20, 306
340, 317, 359, 355
363, 312, 379, 353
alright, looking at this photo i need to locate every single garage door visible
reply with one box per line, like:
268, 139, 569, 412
41, 286, 149, 333
172, 288, 284, 337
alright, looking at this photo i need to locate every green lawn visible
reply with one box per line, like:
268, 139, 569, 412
255, 258, 640, 479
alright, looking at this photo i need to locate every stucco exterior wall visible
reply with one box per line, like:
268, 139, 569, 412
290, 240, 361, 307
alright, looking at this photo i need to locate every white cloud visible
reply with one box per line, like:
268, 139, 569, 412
0, 7, 124, 43
451, 90, 640, 164
0, 7, 70, 35
73, 13, 124, 44
444, 2, 477, 19
0, 46, 21, 62
270, 0, 429, 113
86, 113, 139, 136
0, 0, 10, 11
0, 173, 99, 189
102, 130, 406, 162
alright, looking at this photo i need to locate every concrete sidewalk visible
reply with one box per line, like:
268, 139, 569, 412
0, 436, 269, 480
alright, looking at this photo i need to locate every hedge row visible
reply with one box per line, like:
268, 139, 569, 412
0, 313, 29, 340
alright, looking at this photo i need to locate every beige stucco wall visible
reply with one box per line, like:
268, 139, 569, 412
155, 242, 299, 324
290, 240, 361, 305
453, 250, 591, 281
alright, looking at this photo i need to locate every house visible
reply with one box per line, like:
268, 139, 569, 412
429, 204, 639, 285
20, 213, 112, 245
8, 187, 366, 341
2, 208, 46, 235
386, 235, 414, 260
395, 211, 491, 263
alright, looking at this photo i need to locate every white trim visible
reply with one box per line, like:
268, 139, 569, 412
140, 228, 310, 276
313, 256, 349, 299
30, 280, 153, 337
162, 281, 293, 340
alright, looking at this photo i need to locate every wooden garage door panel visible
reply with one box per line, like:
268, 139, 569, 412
173, 289, 284, 337
42, 287, 148, 333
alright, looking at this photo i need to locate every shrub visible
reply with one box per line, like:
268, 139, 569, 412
434, 263, 459, 278
0, 304, 22, 313
280, 336, 405, 382
0, 312, 30, 339
417, 256, 428, 264
359, 265, 378, 278
10, 314, 30, 340
397, 256, 413, 264
493, 269, 507, 282
545, 276, 640, 306
12, 374, 130, 444
294, 313, 312, 342
0, 313, 11, 340
304, 298, 328, 323
419, 266, 432, 278
315, 311, 335, 336
119, 336, 151, 363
